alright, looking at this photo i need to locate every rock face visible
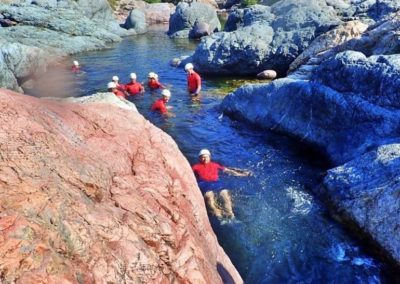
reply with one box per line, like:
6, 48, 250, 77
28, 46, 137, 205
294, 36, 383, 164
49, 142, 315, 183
0, 89, 243, 283
168, 2, 221, 39
124, 9, 147, 34
323, 144, 400, 264
191, 1, 341, 75
220, 51, 400, 265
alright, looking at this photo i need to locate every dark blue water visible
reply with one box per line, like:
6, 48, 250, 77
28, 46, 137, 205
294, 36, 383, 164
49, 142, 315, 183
43, 30, 392, 283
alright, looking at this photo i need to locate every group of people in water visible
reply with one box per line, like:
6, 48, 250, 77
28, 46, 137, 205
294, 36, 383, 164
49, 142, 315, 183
72, 60, 251, 221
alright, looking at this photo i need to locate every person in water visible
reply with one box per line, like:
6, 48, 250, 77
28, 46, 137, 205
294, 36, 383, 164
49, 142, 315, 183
107, 82, 126, 99
125, 73, 144, 96
151, 89, 173, 115
147, 72, 166, 90
112, 75, 126, 93
71, 60, 80, 73
185, 63, 201, 101
192, 149, 251, 219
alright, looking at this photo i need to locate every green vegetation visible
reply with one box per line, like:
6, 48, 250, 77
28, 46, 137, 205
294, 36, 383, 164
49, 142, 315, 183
241, 0, 260, 7
144, 0, 162, 3
107, 0, 118, 10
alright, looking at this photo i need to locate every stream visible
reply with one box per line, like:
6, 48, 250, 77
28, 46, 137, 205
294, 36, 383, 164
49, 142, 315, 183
36, 30, 394, 283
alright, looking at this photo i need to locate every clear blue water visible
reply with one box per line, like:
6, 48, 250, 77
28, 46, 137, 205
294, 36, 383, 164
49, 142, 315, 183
35, 30, 395, 283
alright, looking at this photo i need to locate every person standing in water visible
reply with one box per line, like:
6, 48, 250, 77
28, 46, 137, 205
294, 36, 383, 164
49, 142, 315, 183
147, 72, 166, 90
125, 73, 145, 96
107, 82, 126, 99
151, 89, 173, 115
185, 63, 201, 101
192, 149, 251, 219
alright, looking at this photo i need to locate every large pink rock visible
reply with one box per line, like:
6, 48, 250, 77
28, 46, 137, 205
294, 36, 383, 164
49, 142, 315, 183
115, 0, 176, 24
0, 89, 242, 283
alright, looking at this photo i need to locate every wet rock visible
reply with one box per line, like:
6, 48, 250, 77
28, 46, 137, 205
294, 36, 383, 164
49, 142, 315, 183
191, 1, 341, 75
124, 9, 147, 34
168, 2, 221, 39
257, 69, 277, 80
323, 143, 400, 264
0, 89, 243, 283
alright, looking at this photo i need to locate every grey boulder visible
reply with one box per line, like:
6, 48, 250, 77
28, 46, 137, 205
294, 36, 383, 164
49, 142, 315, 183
124, 9, 147, 34
168, 2, 221, 39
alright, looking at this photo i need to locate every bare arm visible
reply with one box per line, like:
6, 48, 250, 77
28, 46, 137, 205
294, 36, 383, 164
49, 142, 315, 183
223, 167, 252, 177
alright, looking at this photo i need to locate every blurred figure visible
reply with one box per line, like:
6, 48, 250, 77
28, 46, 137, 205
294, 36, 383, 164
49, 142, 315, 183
185, 63, 201, 101
147, 72, 166, 90
112, 75, 126, 92
125, 73, 144, 96
71, 60, 80, 73
107, 82, 126, 99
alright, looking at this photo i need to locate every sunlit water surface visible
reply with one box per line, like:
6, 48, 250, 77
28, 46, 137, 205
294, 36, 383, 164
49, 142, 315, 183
35, 30, 395, 283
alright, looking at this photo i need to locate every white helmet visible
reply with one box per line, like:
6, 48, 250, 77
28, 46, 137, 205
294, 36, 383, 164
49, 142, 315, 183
73, 60, 79, 66
112, 75, 119, 82
148, 72, 156, 79
198, 149, 211, 157
107, 82, 116, 89
161, 89, 171, 97
184, 63, 194, 71
130, 73, 137, 79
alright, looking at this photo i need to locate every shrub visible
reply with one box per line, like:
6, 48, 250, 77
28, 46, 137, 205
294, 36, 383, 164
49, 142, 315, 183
241, 0, 259, 7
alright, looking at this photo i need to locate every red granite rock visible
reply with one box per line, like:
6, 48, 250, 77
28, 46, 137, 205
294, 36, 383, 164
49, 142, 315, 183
0, 89, 242, 284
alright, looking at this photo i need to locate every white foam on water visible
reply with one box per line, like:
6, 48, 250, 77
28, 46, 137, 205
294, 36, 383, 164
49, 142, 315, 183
285, 186, 313, 215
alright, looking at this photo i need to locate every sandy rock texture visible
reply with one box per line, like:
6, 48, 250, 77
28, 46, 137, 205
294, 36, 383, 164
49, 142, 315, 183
0, 89, 242, 283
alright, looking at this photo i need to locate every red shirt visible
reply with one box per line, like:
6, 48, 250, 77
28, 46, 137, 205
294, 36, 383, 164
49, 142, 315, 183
148, 79, 163, 89
151, 98, 168, 114
113, 89, 126, 99
116, 83, 126, 92
187, 71, 201, 93
125, 81, 143, 95
71, 66, 80, 73
192, 162, 225, 182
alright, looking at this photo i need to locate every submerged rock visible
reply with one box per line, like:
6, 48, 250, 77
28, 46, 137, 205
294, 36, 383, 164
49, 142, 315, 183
0, 89, 243, 283
168, 2, 221, 39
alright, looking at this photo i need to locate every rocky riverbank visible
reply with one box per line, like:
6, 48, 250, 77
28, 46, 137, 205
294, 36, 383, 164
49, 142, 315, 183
206, 0, 400, 267
0, 0, 141, 92
0, 89, 242, 283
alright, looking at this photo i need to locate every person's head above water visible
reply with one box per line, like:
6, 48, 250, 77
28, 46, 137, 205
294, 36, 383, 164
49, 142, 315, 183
107, 82, 116, 90
185, 63, 194, 73
73, 60, 79, 66
112, 75, 119, 82
130, 73, 137, 81
148, 72, 158, 79
199, 148, 211, 164
161, 89, 171, 102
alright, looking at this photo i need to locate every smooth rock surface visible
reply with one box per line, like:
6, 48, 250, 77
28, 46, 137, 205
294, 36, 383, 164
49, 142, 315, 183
323, 143, 400, 264
168, 2, 221, 39
0, 89, 243, 283
257, 69, 276, 79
